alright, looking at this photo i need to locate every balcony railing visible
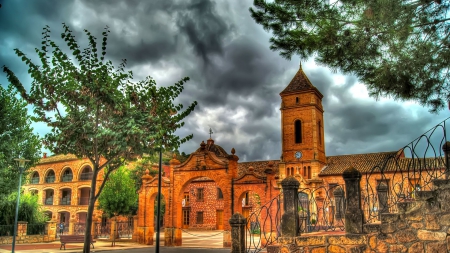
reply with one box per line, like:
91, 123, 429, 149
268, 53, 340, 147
62, 174, 73, 182
78, 197, 89, 205
45, 176, 55, 183
31, 177, 39, 184
60, 197, 71, 205
45, 197, 53, 205
80, 172, 93, 181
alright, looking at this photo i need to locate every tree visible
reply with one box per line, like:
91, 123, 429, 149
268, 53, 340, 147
250, 0, 450, 112
3, 24, 197, 253
98, 166, 137, 218
0, 192, 48, 225
0, 85, 41, 198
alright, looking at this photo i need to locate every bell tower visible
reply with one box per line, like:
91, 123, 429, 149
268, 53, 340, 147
279, 64, 326, 182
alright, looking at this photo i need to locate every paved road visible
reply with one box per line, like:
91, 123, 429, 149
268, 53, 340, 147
96, 247, 231, 253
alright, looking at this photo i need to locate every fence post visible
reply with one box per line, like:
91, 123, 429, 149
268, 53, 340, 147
229, 213, 246, 253
280, 176, 299, 237
132, 215, 138, 242
376, 181, 389, 220
333, 187, 345, 219
343, 167, 363, 234
46, 220, 57, 241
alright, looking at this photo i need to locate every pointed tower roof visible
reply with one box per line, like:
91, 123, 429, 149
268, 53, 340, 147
280, 64, 316, 95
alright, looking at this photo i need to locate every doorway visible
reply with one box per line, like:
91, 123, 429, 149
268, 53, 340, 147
182, 208, 190, 229
216, 210, 223, 230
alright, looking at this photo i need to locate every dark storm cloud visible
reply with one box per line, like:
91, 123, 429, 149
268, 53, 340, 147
1, 0, 449, 162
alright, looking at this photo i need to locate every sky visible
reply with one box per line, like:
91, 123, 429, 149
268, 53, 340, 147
1, 0, 449, 162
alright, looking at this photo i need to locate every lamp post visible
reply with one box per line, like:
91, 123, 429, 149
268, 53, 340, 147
12, 158, 30, 253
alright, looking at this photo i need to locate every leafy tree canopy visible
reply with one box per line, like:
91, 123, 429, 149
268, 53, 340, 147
3, 24, 197, 253
0, 85, 41, 197
0, 192, 48, 225
98, 166, 137, 217
250, 0, 450, 112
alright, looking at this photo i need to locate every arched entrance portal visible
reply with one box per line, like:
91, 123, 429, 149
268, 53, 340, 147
178, 176, 225, 230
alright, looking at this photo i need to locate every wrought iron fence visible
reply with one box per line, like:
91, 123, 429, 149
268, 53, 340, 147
74, 223, 86, 235
27, 223, 45, 235
94, 222, 110, 239
0, 225, 14, 236
245, 194, 282, 253
117, 221, 133, 239
298, 184, 346, 233
363, 117, 450, 224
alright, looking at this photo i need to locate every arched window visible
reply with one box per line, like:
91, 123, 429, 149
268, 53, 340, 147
303, 166, 306, 177
295, 120, 302, 143
45, 170, 55, 183
307, 166, 311, 179
296, 97, 299, 104
318, 120, 322, 145
31, 172, 40, 184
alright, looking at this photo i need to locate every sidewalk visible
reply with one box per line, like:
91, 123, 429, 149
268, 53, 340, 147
0, 240, 151, 253
0, 230, 226, 253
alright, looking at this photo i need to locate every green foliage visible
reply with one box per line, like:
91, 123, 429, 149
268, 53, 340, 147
3, 24, 197, 252
0, 85, 41, 198
98, 166, 137, 217
250, 0, 450, 112
0, 192, 48, 225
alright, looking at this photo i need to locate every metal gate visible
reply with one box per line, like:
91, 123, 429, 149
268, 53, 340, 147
94, 222, 110, 239
298, 192, 310, 233
117, 221, 133, 239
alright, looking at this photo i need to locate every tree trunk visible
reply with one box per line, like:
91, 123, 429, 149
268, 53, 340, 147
83, 168, 99, 253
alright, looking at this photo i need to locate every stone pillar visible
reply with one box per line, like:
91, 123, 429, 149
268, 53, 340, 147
68, 219, 76, 235
334, 187, 345, 220
46, 220, 57, 241
343, 167, 363, 234
377, 182, 389, 220
442, 142, 450, 179
229, 213, 246, 253
164, 227, 182, 246
132, 215, 138, 242
280, 177, 299, 237
18, 221, 27, 237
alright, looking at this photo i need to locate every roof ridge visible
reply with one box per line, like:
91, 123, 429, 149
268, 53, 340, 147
326, 151, 398, 157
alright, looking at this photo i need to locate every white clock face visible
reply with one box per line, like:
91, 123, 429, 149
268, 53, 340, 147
295, 151, 302, 159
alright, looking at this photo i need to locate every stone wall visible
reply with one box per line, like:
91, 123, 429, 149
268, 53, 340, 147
266, 179, 450, 253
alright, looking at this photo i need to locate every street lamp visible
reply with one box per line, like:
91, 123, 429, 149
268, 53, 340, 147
12, 158, 30, 253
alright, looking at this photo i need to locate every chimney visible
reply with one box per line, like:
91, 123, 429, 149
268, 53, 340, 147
43, 152, 47, 158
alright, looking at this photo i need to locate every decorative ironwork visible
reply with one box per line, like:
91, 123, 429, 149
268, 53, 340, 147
45, 175, 55, 183
62, 174, 73, 182
80, 172, 93, 181
117, 221, 133, 239
94, 222, 110, 239
245, 194, 282, 253
0, 225, 14, 236
363, 117, 450, 224
45, 197, 53, 205
298, 185, 346, 233
74, 223, 86, 235
27, 223, 45, 235
60, 197, 71, 205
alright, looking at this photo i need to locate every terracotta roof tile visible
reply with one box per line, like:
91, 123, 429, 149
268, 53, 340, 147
37, 154, 79, 164
280, 66, 315, 95
320, 151, 446, 175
